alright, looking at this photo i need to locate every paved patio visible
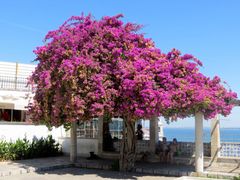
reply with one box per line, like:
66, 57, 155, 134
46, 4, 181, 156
1, 167, 175, 180
0, 156, 72, 177
0, 156, 239, 179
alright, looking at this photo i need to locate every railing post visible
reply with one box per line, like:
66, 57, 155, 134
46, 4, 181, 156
15, 62, 18, 90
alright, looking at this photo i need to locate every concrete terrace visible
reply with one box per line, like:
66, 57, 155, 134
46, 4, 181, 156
0, 156, 240, 179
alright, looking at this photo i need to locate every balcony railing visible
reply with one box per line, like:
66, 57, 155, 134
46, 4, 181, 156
0, 76, 31, 92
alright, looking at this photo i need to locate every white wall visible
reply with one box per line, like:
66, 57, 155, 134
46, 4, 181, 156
0, 123, 66, 142
59, 138, 99, 157
0, 90, 32, 110
0, 61, 35, 78
0, 123, 98, 157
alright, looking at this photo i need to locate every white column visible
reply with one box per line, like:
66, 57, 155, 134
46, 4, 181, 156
70, 121, 77, 163
98, 116, 103, 156
149, 117, 159, 154
195, 112, 204, 173
20, 111, 24, 122
211, 115, 220, 161
10, 110, 13, 122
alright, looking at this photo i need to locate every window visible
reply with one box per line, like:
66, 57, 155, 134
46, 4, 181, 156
0, 109, 26, 122
77, 118, 98, 138
75, 117, 124, 139
109, 118, 123, 140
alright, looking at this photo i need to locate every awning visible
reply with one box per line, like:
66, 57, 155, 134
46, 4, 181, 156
0, 102, 14, 109
0, 92, 31, 110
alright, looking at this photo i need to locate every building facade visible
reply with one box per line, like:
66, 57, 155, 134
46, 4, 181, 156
0, 61, 64, 141
0, 61, 164, 157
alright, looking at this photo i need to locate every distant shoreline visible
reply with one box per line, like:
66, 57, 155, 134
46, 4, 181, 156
163, 128, 240, 142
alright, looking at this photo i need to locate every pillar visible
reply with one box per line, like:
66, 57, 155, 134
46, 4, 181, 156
149, 116, 159, 154
10, 109, 13, 122
98, 116, 103, 156
158, 119, 164, 141
195, 112, 204, 173
70, 121, 77, 163
211, 115, 220, 161
20, 111, 24, 122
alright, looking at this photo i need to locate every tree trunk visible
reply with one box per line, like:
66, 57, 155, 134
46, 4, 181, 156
70, 121, 77, 163
119, 119, 136, 171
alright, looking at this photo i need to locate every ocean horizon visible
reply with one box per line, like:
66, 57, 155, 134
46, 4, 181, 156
163, 127, 240, 143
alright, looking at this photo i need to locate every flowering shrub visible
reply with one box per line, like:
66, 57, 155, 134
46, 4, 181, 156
28, 14, 237, 127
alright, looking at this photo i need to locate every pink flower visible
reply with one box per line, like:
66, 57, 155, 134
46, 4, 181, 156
28, 14, 237, 127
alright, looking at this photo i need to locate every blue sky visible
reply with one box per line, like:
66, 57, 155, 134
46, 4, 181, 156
0, 1, 240, 128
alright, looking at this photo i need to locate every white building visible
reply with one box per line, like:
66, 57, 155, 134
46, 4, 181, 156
0, 61, 64, 142
0, 61, 164, 157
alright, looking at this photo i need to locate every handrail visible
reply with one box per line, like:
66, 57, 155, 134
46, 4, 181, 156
0, 76, 31, 92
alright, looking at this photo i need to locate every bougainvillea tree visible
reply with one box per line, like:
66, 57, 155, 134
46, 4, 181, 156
157, 49, 237, 120
28, 14, 237, 171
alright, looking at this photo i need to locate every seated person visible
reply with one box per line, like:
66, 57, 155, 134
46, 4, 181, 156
167, 138, 179, 163
136, 124, 144, 140
156, 137, 169, 162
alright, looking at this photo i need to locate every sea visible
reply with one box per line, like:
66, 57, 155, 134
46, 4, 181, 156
163, 128, 240, 142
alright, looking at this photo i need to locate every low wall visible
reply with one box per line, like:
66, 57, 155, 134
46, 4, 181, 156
58, 138, 98, 157
0, 123, 66, 141
178, 142, 211, 157
0, 123, 98, 157
114, 140, 240, 158
113, 140, 211, 157
220, 142, 240, 157
113, 140, 150, 153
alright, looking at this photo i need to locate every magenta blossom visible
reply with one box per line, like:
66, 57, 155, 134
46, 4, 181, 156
28, 14, 237, 127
